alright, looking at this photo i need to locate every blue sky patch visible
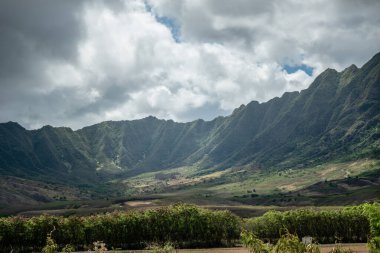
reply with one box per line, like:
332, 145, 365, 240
155, 16, 181, 42
283, 64, 314, 76
144, 1, 181, 43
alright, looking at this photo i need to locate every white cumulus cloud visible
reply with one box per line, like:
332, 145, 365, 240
0, 0, 379, 129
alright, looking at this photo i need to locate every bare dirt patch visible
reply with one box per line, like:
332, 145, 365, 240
177, 245, 368, 253
125, 201, 154, 207
320, 244, 368, 253
87, 244, 368, 253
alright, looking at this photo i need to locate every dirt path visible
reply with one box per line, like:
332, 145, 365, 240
319, 244, 368, 253
79, 244, 368, 253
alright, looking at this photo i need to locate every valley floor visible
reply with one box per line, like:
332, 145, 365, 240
1, 159, 379, 216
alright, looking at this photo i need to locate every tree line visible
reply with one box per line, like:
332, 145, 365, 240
0, 203, 379, 252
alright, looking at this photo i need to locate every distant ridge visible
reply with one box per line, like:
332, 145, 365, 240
0, 52, 379, 187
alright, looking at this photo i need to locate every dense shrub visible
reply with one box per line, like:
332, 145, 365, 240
0, 203, 379, 252
245, 208, 371, 243
357, 203, 380, 252
0, 204, 241, 252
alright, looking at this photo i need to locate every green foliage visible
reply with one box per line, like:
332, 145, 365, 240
241, 230, 320, 253
1, 203, 379, 252
358, 203, 380, 252
62, 244, 75, 253
245, 203, 380, 252
273, 231, 305, 253
0, 204, 241, 252
245, 207, 370, 243
305, 243, 321, 253
42, 235, 58, 253
368, 237, 380, 253
241, 230, 272, 253
273, 230, 319, 253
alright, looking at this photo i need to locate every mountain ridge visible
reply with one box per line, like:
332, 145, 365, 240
0, 52, 379, 193
4, 52, 379, 132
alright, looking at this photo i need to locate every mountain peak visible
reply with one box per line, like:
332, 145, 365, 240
361, 51, 380, 72
323, 68, 339, 75
308, 67, 338, 90
317, 68, 339, 81
339, 64, 359, 86
1, 121, 25, 130
342, 64, 358, 73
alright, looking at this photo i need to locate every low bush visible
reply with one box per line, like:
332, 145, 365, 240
241, 229, 320, 253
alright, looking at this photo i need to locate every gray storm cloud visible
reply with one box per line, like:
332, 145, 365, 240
0, 0, 379, 129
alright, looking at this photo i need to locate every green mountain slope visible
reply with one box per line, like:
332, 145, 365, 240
0, 52, 379, 205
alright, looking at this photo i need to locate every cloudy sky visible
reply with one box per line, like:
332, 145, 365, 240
1, 0, 380, 129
